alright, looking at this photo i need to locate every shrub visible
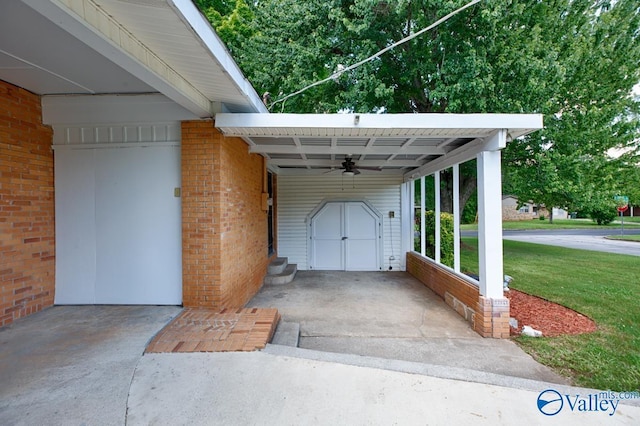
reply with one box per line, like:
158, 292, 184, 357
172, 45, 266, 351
414, 211, 454, 268
588, 207, 617, 225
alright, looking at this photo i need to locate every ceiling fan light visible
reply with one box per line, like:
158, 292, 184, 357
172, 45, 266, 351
342, 171, 355, 177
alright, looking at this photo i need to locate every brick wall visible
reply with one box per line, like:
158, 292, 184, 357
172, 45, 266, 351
181, 120, 271, 309
406, 252, 510, 338
0, 80, 55, 326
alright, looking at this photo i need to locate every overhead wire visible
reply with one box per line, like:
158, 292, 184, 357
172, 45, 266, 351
268, 0, 482, 112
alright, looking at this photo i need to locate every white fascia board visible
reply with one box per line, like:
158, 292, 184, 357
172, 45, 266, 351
42, 94, 199, 125
215, 113, 543, 136
403, 130, 507, 181
22, 0, 212, 117
169, 0, 268, 114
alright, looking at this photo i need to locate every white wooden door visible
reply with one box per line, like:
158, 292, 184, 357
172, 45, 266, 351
310, 201, 381, 271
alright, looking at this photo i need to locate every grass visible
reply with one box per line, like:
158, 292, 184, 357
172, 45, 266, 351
460, 218, 640, 231
460, 237, 640, 391
607, 235, 640, 242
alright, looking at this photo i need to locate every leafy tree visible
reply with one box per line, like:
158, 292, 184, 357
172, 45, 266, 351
194, 0, 256, 56
199, 0, 640, 219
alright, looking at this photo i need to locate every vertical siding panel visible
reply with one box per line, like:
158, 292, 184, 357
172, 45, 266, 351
278, 175, 403, 271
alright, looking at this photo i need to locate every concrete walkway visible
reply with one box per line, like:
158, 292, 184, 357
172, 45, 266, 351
248, 271, 565, 383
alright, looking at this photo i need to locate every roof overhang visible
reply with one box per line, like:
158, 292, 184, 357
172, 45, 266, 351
1, 0, 267, 117
215, 113, 543, 181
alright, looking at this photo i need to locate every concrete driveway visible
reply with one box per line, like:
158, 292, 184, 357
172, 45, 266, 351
0, 305, 180, 426
247, 271, 566, 383
2, 280, 640, 425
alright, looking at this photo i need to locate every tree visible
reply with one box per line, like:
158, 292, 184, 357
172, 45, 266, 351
503, 0, 640, 222
199, 0, 640, 219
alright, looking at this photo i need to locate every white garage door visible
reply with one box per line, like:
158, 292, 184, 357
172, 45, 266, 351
309, 201, 381, 271
54, 145, 182, 305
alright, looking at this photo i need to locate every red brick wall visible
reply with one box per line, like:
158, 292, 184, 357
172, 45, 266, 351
406, 252, 510, 338
181, 120, 271, 309
0, 80, 55, 326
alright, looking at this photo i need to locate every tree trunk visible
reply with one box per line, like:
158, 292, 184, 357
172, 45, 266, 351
439, 169, 477, 218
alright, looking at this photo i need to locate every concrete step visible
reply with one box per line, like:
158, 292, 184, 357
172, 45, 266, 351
270, 321, 300, 347
264, 264, 297, 285
267, 257, 288, 275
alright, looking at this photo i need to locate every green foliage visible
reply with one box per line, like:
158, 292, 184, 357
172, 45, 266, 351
587, 204, 618, 225
197, 0, 640, 218
415, 211, 454, 268
194, 0, 256, 56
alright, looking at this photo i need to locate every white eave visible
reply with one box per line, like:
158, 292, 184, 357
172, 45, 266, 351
215, 113, 543, 180
3, 0, 266, 117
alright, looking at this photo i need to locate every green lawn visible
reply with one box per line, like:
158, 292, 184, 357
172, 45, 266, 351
461, 218, 640, 231
460, 237, 640, 391
607, 235, 640, 242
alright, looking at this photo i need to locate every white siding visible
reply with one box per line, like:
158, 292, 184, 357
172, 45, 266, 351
278, 175, 403, 271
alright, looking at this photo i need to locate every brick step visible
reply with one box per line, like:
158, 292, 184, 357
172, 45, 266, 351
267, 257, 288, 275
264, 263, 297, 285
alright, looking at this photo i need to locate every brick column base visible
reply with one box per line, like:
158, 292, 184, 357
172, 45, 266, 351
474, 296, 510, 338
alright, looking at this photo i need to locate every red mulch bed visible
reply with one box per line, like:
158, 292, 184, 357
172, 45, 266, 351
505, 289, 597, 337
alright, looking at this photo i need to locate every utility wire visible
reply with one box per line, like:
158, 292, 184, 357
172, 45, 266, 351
269, 0, 482, 111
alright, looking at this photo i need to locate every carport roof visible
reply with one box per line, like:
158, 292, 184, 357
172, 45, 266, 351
215, 113, 543, 181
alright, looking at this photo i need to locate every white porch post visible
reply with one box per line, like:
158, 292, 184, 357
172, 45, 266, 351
434, 171, 441, 263
453, 164, 461, 272
402, 181, 413, 269
420, 176, 426, 256
477, 148, 504, 299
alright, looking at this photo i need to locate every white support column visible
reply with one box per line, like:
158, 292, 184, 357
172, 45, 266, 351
477, 146, 505, 299
453, 164, 461, 272
434, 172, 441, 263
401, 181, 413, 269
420, 176, 426, 256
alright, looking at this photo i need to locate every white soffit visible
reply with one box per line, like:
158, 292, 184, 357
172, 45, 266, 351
12, 0, 266, 116
215, 113, 543, 179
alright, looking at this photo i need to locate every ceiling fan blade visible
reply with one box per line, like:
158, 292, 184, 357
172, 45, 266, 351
324, 168, 341, 174
357, 166, 382, 171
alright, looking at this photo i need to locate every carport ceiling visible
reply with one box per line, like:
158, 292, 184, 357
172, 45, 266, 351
215, 113, 543, 180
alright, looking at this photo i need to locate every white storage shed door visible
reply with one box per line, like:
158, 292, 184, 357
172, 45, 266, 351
310, 201, 381, 271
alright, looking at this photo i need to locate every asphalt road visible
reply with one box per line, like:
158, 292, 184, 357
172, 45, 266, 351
463, 228, 640, 257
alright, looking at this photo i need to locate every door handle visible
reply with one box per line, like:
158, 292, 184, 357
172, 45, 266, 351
342, 236, 348, 240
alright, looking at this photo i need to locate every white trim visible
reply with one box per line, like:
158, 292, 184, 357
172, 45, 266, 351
42, 94, 197, 125
168, 0, 267, 114
400, 182, 412, 271
420, 176, 426, 256
22, 0, 213, 117
216, 113, 543, 137
453, 164, 461, 272
52, 142, 179, 150
434, 171, 441, 263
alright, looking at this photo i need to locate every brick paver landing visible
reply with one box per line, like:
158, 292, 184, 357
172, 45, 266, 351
145, 308, 280, 353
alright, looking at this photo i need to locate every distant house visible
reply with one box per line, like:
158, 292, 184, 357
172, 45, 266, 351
502, 196, 568, 221
621, 205, 640, 217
